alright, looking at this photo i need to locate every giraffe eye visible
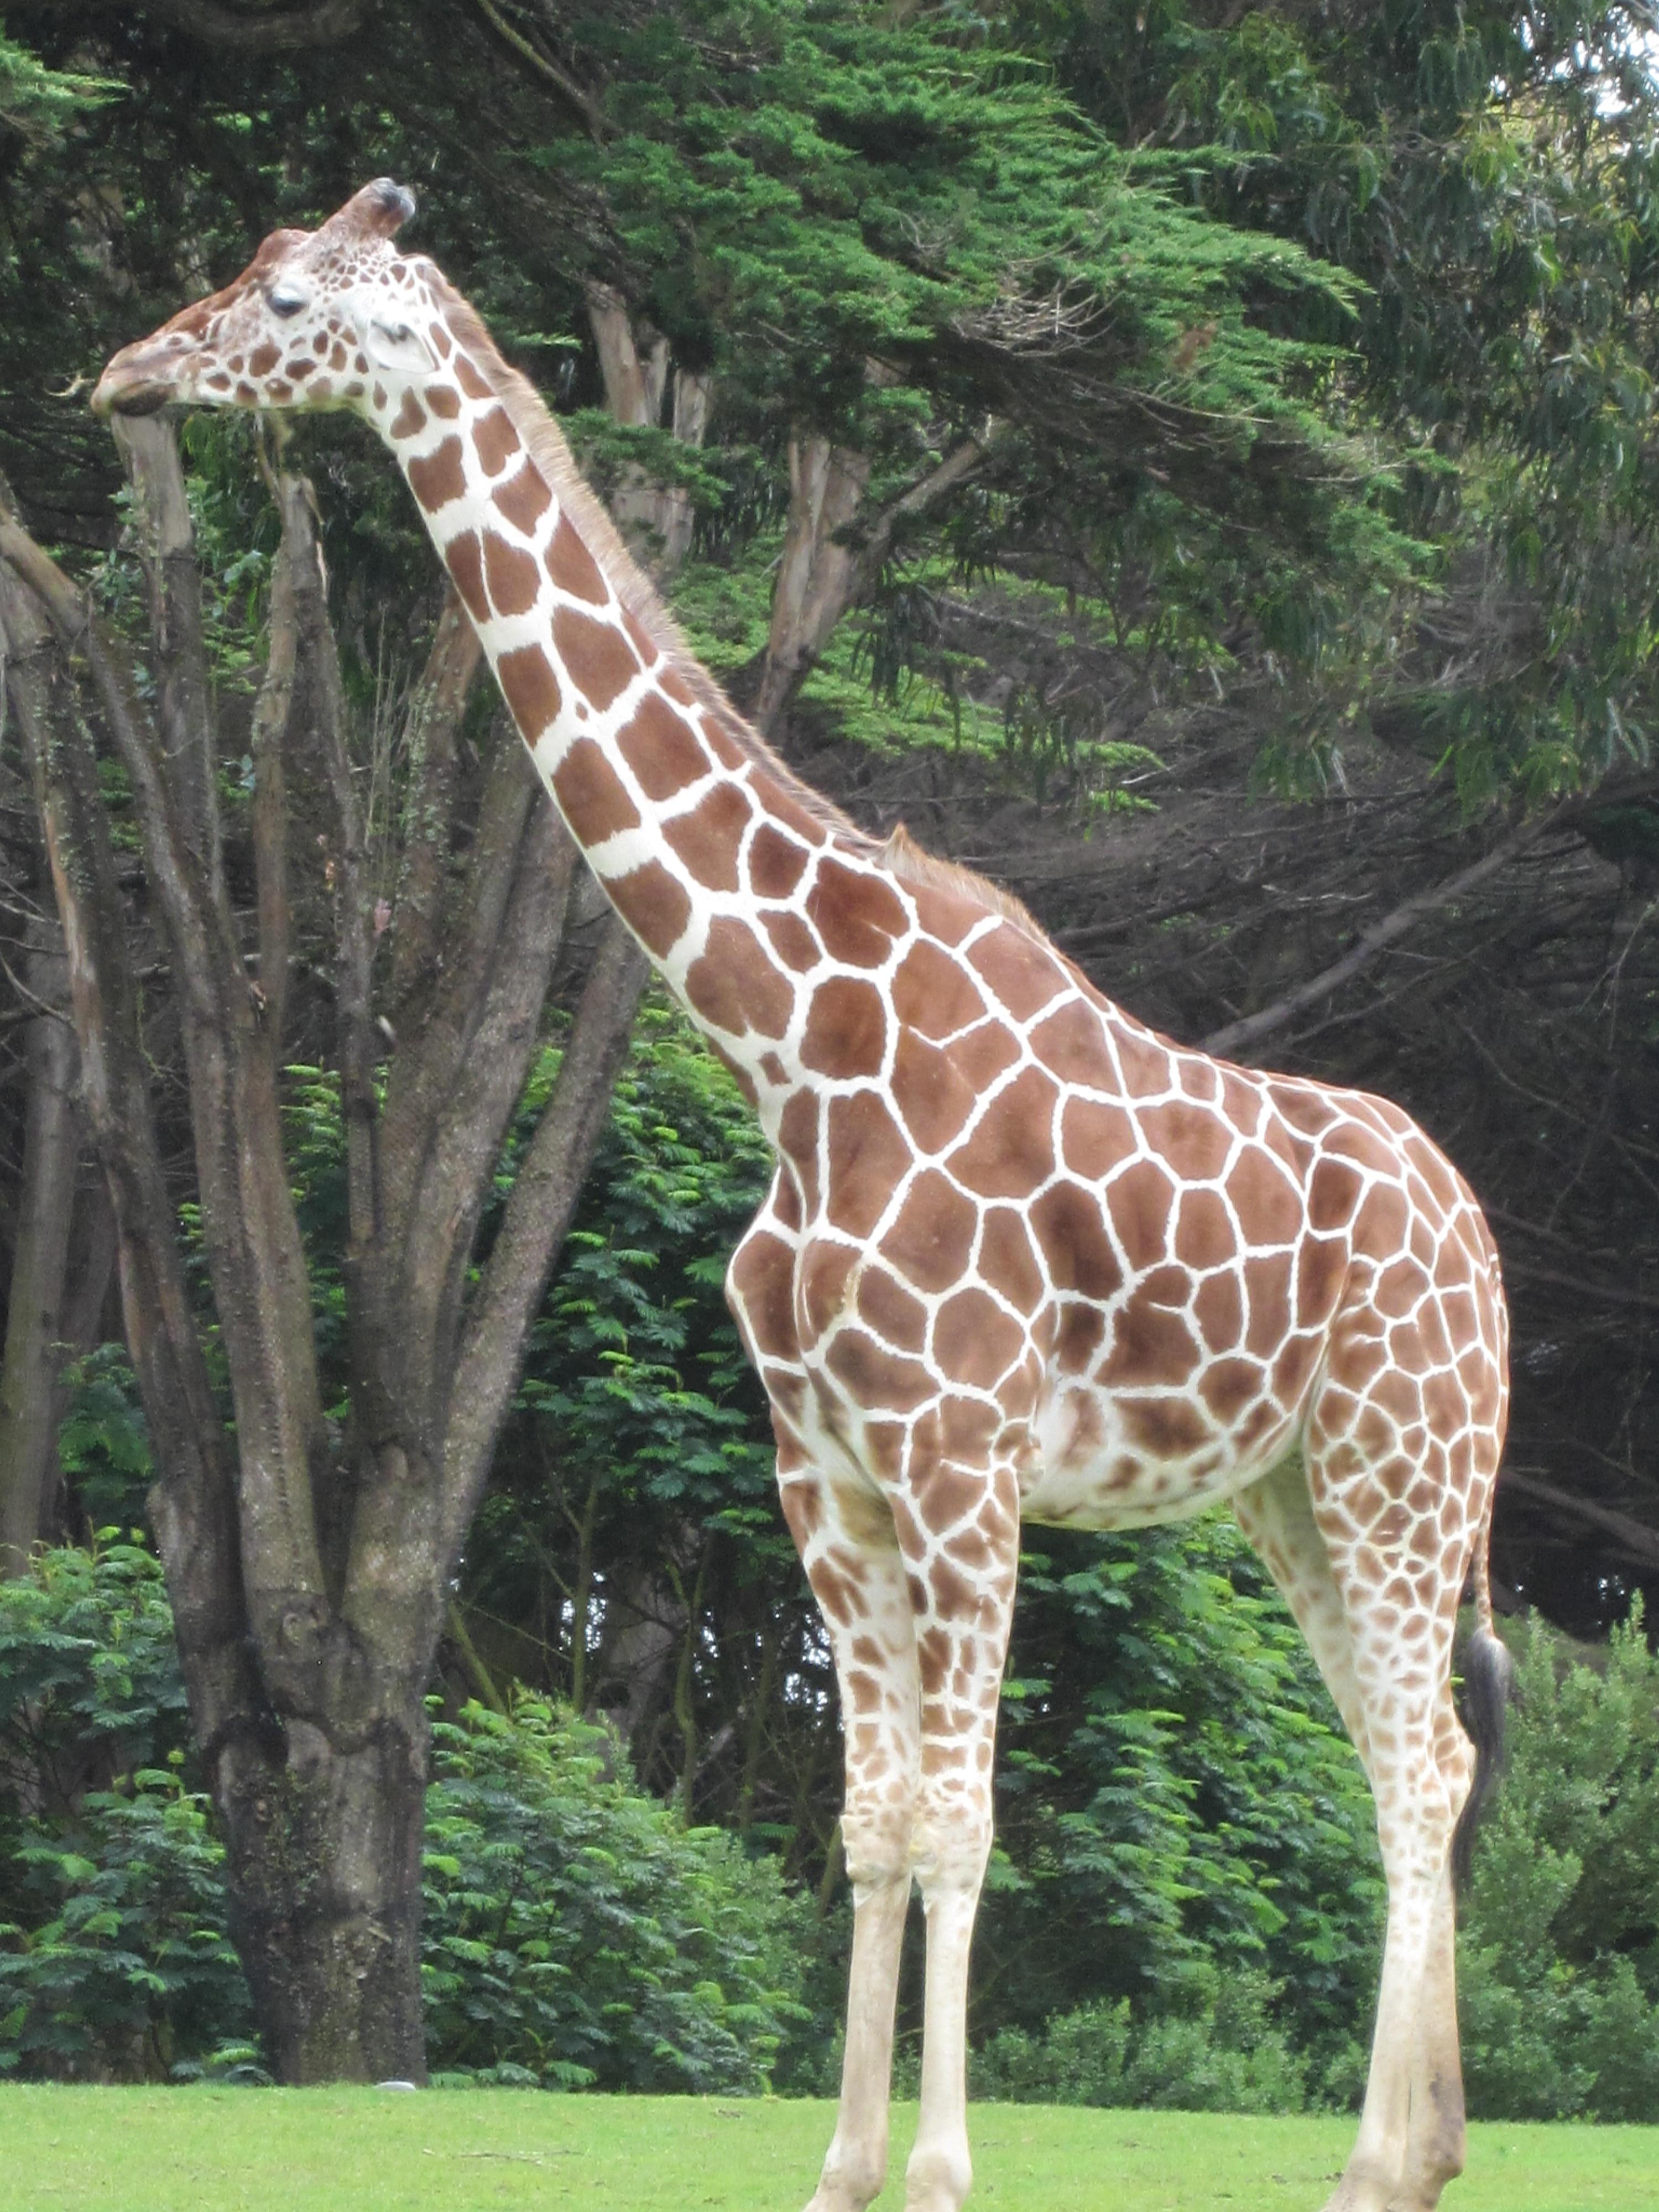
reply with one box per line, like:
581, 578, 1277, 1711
269, 285, 309, 319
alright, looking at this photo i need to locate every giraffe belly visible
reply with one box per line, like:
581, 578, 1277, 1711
1022, 1376, 1301, 1532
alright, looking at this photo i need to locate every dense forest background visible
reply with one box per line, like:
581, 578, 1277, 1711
3, 0, 1659, 2109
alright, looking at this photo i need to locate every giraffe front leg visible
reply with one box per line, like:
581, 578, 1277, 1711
778, 1452, 921, 2212
899, 1455, 1020, 2212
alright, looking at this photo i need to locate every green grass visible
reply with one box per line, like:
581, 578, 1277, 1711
1, 2089, 1653, 2211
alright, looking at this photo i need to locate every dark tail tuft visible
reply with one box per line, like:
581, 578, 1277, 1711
1452, 1626, 1516, 1888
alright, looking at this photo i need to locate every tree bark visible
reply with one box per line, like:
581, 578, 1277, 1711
0, 921, 79, 1571
752, 431, 987, 737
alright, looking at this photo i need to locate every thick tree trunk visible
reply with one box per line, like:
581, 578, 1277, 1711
221, 1684, 430, 2083
0, 922, 78, 1570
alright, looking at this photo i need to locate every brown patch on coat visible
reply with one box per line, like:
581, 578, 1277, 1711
807, 857, 908, 968
1174, 1187, 1235, 1270
1029, 998, 1113, 1087
1061, 1096, 1135, 1180
495, 460, 552, 534
979, 1207, 1046, 1316
1030, 1181, 1121, 1300
946, 1065, 1058, 1200
750, 823, 811, 900
546, 515, 609, 604
408, 434, 466, 511
455, 352, 493, 400
1201, 1356, 1263, 1423
475, 405, 521, 478
1121, 1395, 1211, 1457
494, 645, 562, 740
609, 859, 690, 956
892, 940, 987, 1039
825, 1091, 913, 1239
1100, 1294, 1199, 1390
551, 737, 640, 842
1139, 1100, 1235, 1184
728, 1230, 799, 1361
443, 530, 490, 624
802, 975, 886, 1078
483, 531, 540, 618
552, 603, 640, 712
1193, 1270, 1244, 1353
1108, 1156, 1177, 1272
966, 925, 1068, 1021
426, 383, 461, 419
663, 780, 754, 893
685, 916, 793, 1039
858, 1266, 928, 1353
935, 1287, 1024, 1389
891, 1028, 975, 1154
763, 911, 821, 973
617, 690, 708, 800
883, 1170, 979, 1295
826, 1328, 937, 1413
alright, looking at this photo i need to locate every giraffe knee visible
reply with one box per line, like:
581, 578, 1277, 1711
842, 1801, 915, 1892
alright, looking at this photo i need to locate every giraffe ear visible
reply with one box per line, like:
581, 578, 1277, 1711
367, 317, 437, 374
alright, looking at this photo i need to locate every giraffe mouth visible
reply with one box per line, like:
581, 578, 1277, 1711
91, 374, 176, 419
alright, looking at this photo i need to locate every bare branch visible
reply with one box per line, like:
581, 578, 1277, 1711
1202, 800, 1580, 1060
440, 917, 649, 1568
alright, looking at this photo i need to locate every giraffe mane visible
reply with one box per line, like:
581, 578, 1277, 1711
426, 269, 1045, 942
876, 825, 1043, 934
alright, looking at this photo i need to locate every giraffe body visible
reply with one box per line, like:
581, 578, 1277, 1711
96, 181, 1512, 2212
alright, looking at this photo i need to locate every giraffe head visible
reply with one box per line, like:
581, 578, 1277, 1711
92, 179, 435, 421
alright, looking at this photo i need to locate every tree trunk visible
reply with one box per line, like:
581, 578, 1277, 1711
220, 1686, 430, 2082
0, 920, 78, 1571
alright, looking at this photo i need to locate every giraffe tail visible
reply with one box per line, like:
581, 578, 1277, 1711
1451, 1534, 1516, 1889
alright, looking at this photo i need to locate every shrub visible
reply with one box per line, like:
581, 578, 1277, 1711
422, 1695, 811, 2091
0, 1757, 252, 2081
971, 1965, 1312, 2115
1458, 1605, 1659, 2121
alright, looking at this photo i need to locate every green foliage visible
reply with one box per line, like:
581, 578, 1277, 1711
0, 1543, 246, 2082
0, 1759, 253, 2084
0, 1539, 190, 1822
1458, 1606, 1659, 2121
422, 1695, 809, 2092
972, 1966, 1310, 2115
512, 999, 775, 1524
984, 1517, 1381, 2094
0, 1546, 813, 2091
54, 1347, 153, 1533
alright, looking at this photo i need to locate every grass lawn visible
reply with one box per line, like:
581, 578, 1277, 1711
1, 2088, 1653, 2211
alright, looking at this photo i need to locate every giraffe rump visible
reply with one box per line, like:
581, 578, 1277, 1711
1452, 1626, 1515, 1888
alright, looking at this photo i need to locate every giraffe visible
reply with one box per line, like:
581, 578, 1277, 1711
94, 180, 1513, 2212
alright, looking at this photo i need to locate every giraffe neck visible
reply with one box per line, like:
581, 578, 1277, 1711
370, 320, 863, 1112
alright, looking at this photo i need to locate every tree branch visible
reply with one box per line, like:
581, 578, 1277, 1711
1500, 1467, 1659, 1574
1202, 801, 1579, 1060
440, 917, 649, 1571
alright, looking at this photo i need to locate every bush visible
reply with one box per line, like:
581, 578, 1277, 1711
0, 1757, 253, 2081
0, 1545, 814, 2090
422, 1694, 811, 2091
1458, 1604, 1659, 2121
971, 1966, 1313, 2115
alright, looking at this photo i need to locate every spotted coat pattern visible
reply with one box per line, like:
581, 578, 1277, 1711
95, 180, 1511, 2212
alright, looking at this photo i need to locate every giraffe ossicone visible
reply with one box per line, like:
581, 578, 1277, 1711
96, 179, 1513, 2212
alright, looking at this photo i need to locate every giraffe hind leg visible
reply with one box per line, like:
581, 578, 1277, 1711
1235, 1444, 1478, 2212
